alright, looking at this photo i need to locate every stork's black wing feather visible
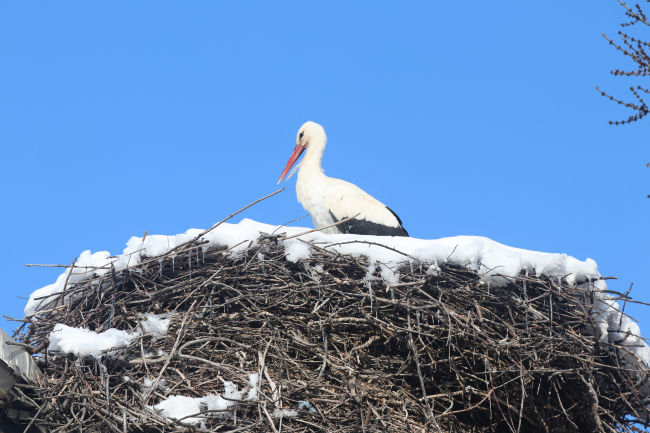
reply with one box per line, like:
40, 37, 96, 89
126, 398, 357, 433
329, 209, 408, 237
385, 206, 408, 235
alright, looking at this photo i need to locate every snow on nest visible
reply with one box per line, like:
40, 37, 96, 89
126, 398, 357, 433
24, 218, 601, 316
147, 373, 300, 425
48, 313, 171, 357
49, 324, 135, 357
140, 312, 172, 341
150, 374, 259, 424
25, 218, 650, 369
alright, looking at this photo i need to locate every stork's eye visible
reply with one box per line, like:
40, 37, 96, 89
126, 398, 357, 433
299, 131, 304, 140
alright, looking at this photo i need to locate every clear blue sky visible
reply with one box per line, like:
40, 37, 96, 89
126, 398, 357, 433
1, 2, 647, 340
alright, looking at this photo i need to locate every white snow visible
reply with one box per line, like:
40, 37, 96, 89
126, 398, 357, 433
140, 313, 171, 341
49, 324, 137, 357
26, 218, 650, 375
272, 409, 299, 418
152, 395, 207, 423
588, 281, 650, 365
151, 374, 259, 424
247, 371, 259, 400
24, 250, 114, 317
22, 218, 603, 290
142, 377, 169, 395
283, 239, 312, 263
48, 313, 171, 356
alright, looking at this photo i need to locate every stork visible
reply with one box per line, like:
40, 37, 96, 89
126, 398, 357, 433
278, 121, 408, 237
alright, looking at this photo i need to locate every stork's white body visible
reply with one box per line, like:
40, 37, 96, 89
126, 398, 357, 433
280, 122, 408, 237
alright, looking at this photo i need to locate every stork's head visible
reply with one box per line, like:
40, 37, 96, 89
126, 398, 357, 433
278, 121, 326, 183
296, 121, 325, 147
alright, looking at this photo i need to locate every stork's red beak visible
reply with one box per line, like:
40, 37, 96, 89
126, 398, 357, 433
277, 144, 305, 184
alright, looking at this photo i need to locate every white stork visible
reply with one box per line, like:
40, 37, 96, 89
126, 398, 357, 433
278, 121, 408, 237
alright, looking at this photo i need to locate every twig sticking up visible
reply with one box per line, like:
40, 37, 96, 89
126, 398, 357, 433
407, 291, 443, 433
324, 239, 415, 260
280, 213, 361, 240
167, 188, 285, 255
142, 300, 197, 405
271, 214, 310, 236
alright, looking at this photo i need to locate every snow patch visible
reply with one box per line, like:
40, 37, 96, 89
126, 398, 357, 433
151, 373, 260, 424
24, 250, 113, 317
142, 377, 169, 395
247, 372, 259, 400
140, 313, 172, 341
587, 281, 650, 369
282, 239, 311, 263
49, 324, 137, 357
272, 409, 299, 418
48, 313, 171, 356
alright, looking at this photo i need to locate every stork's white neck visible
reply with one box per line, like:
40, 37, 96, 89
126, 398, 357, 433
298, 131, 327, 178
296, 130, 329, 228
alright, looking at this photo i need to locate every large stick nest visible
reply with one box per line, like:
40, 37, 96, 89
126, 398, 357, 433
5, 234, 650, 433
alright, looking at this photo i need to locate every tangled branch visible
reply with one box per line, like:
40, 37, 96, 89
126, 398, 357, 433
599, 0, 650, 124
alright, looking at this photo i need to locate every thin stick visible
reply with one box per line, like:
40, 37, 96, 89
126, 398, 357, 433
167, 188, 285, 254
324, 239, 415, 259
618, 0, 650, 27
261, 402, 279, 433
516, 364, 524, 433
271, 214, 310, 235
406, 291, 442, 433
55, 257, 77, 309
25, 264, 96, 268
316, 325, 328, 384
142, 300, 197, 405
281, 213, 361, 240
